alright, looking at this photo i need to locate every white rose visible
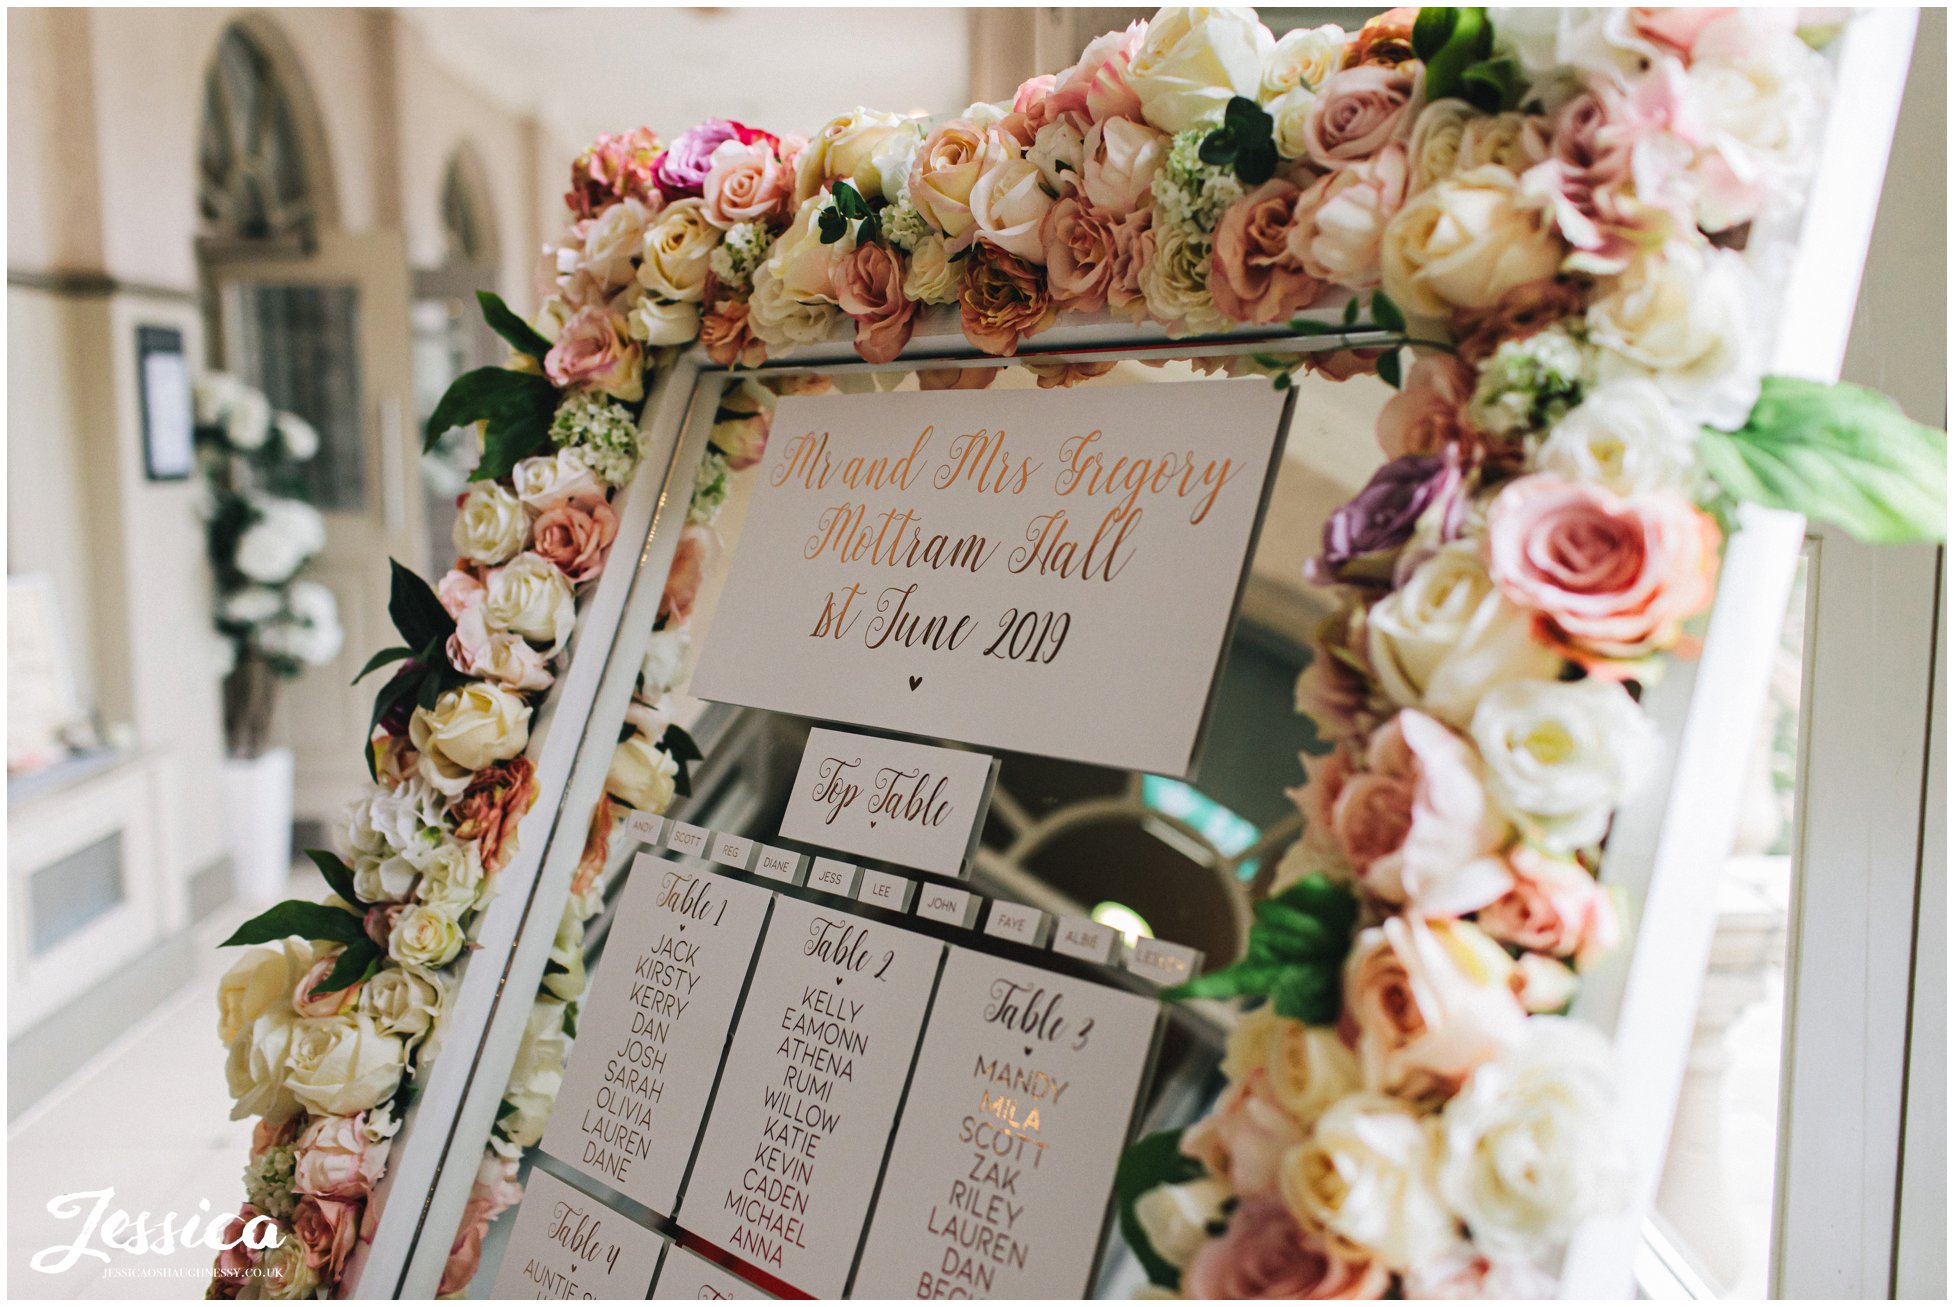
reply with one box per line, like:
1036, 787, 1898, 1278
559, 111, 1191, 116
500, 1000, 570, 1149
627, 294, 703, 347
1265, 86, 1319, 161
1470, 678, 1656, 852
410, 682, 531, 789
225, 1010, 302, 1123
1380, 165, 1564, 319
354, 852, 420, 904
794, 107, 905, 204
511, 450, 601, 515
640, 627, 692, 696
416, 840, 487, 911
1133, 1177, 1230, 1270
873, 122, 927, 204
1437, 1017, 1628, 1258
636, 198, 719, 303
257, 1232, 320, 1301
387, 904, 466, 968
1222, 1005, 1360, 1127
1127, 6, 1275, 134
360, 964, 446, 1044
1261, 23, 1344, 98
217, 941, 314, 1045
1406, 98, 1474, 192
452, 483, 528, 566
1281, 1092, 1461, 1271
484, 552, 577, 652
901, 235, 960, 307
1489, 7, 1658, 83
1364, 542, 1561, 729
1026, 119, 1085, 196
1586, 242, 1762, 430
969, 155, 1055, 262
748, 264, 838, 350
543, 912, 588, 1004
1141, 221, 1230, 338
283, 1013, 407, 1117
583, 198, 654, 289
607, 731, 678, 813
346, 782, 445, 865
1686, 16, 1824, 232
1538, 377, 1697, 494
221, 586, 281, 625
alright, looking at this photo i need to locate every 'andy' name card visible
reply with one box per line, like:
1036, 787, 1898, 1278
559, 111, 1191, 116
778, 727, 997, 879
652, 1245, 774, 1300
677, 895, 944, 1297
849, 949, 1160, 1299
541, 856, 772, 1215
689, 379, 1289, 777
489, 1167, 667, 1299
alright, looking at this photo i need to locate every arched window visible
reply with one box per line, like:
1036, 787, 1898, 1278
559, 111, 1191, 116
198, 25, 315, 242
440, 152, 495, 268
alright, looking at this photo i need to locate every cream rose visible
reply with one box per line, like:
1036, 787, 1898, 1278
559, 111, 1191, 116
748, 265, 839, 350
969, 153, 1055, 262
484, 552, 577, 652
607, 731, 678, 813
218, 940, 315, 1045
1222, 1005, 1360, 1127
1470, 678, 1656, 851
1026, 118, 1085, 196
902, 235, 961, 306
283, 1013, 406, 1118
640, 627, 692, 697
1140, 221, 1229, 337
1686, 15, 1824, 232
415, 840, 487, 912
452, 484, 528, 567
908, 119, 993, 244
388, 904, 466, 969
1406, 98, 1473, 192
511, 450, 601, 515
1279, 1092, 1461, 1271
1538, 377, 1698, 494
1133, 1178, 1231, 1270
794, 107, 905, 205
627, 295, 703, 347
1082, 117, 1168, 212
411, 682, 531, 791
1380, 165, 1564, 318
225, 1010, 303, 1124
1586, 241, 1761, 429
1260, 23, 1344, 99
1127, 6, 1274, 134
1265, 86, 1319, 161
636, 198, 718, 303
352, 852, 420, 904
571, 198, 652, 290
500, 1001, 571, 1149
360, 964, 445, 1044
448, 605, 553, 694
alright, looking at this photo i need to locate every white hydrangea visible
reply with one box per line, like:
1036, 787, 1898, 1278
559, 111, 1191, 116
880, 196, 932, 253
234, 496, 326, 584
1152, 127, 1246, 237
548, 392, 641, 487
689, 450, 730, 525
707, 221, 772, 290
1467, 325, 1594, 438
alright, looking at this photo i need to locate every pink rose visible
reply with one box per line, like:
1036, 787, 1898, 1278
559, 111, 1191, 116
702, 137, 792, 228
565, 127, 663, 220
291, 1196, 359, 1279
1342, 916, 1526, 1101
1290, 144, 1409, 289
659, 524, 720, 625
1003, 73, 1061, 139
909, 119, 994, 245
251, 1116, 302, 1160
833, 243, 919, 365
1487, 475, 1719, 665
1294, 613, 1387, 743
1520, 87, 1670, 274
1478, 845, 1620, 964
435, 567, 486, 619
1050, 20, 1147, 124
700, 293, 767, 369
439, 1157, 523, 1296
294, 1114, 391, 1201
1041, 197, 1129, 313
1184, 1198, 1390, 1300
711, 384, 771, 470
292, 949, 361, 1019
969, 143, 1056, 261
210, 1206, 265, 1296
1305, 64, 1419, 169
1082, 117, 1167, 213
1179, 1070, 1303, 1199
448, 605, 553, 693
1374, 353, 1478, 459
532, 499, 619, 586
544, 306, 644, 402
1209, 179, 1328, 325
1629, 6, 1737, 60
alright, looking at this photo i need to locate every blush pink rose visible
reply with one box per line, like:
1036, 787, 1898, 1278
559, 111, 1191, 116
1629, 6, 1737, 59
210, 1206, 265, 1296
532, 499, 619, 586
1179, 1069, 1304, 1199
1477, 845, 1620, 965
1342, 916, 1526, 1102
700, 293, 767, 369
701, 137, 792, 228
909, 119, 993, 246
438, 1157, 523, 1297
291, 1196, 359, 1279
1487, 475, 1720, 665
1290, 144, 1409, 289
1374, 353, 1478, 459
1082, 117, 1168, 214
291, 950, 361, 1018
659, 523, 720, 625
448, 605, 553, 693
544, 306, 644, 402
1041, 197, 1130, 313
1050, 19, 1148, 124
1305, 64, 1419, 170
294, 1114, 391, 1201
1184, 1198, 1391, 1300
1209, 179, 1328, 324
435, 566, 486, 619
834, 242, 919, 365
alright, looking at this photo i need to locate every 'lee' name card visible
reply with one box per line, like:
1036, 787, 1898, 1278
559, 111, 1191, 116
677, 895, 944, 1297
849, 949, 1160, 1299
489, 1167, 667, 1300
689, 379, 1289, 777
541, 856, 772, 1215
778, 727, 997, 879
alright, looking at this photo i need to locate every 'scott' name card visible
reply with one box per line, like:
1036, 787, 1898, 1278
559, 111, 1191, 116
541, 856, 772, 1215
850, 949, 1160, 1299
677, 895, 944, 1297
489, 1167, 667, 1300
778, 727, 997, 879
689, 380, 1288, 776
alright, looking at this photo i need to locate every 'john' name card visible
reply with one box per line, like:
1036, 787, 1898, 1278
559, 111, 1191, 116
489, 1167, 667, 1300
849, 949, 1160, 1299
677, 895, 944, 1297
778, 727, 997, 879
652, 1245, 774, 1300
689, 379, 1289, 777
541, 856, 773, 1215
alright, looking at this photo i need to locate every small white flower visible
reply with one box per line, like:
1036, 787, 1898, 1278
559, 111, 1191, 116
1470, 678, 1656, 851
1538, 377, 1698, 495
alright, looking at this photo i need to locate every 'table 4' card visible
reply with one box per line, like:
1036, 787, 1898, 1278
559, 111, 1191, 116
489, 1166, 667, 1299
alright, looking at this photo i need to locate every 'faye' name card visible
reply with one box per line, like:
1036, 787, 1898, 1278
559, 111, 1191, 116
778, 727, 997, 879
849, 949, 1160, 1299
652, 1245, 774, 1300
677, 895, 944, 1297
489, 1167, 667, 1300
541, 856, 773, 1216
689, 379, 1290, 777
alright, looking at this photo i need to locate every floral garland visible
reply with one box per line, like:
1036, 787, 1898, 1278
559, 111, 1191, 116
210, 5, 1945, 1300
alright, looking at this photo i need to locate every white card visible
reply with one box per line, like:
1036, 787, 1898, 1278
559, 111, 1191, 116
541, 856, 773, 1216
778, 728, 996, 878
652, 1244, 774, 1300
677, 896, 944, 1297
489, 1167, 667, 1300
689, 380, 1289, 776
850, 950, 1160, 1299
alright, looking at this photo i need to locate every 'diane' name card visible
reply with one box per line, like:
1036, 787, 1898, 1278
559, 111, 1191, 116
489, 1167, 667, 1300
777, 727, 997, 879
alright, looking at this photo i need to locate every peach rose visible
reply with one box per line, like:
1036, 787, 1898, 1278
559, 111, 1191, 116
448, 757, 536, 875
294, 1113, 390, 1201
959, 245, 1057, 356
439, 1156, 523, 1297
1041, 197, 1127, 313
434, 566, 485, 619
291, 950, 361, 1019
1290, 143, 1409, 289
1343, 6, 1420, 67
210, 1207, 266, 1295
660, 523, 720, 625
1184, 1198, 1391, 1300
291, 1196, 358, 1278
1209, 179, 1328, 324
1486, 474, 1719, 664
908, 119, 994, 245
1049, 20, 1147, 124
1179, 1070, 1304, 1200
1478, 845, 1619, 964
1342, 916, 1527, 1102
969, 149, 1055, 262
531, 499, 619, 587
700, 294, 767, 369
1380, 165, 1565, 318
1304, 64, 1419, 169
1082, 117, 1168, 213
1375, 353, 1479, 459
833, 242, 918, 365
701, 137, 792, 228
711, 382, 771, 470
543, 306, 644, 402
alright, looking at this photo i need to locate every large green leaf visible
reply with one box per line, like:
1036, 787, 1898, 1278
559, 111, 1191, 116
304, 849, 366, 909
1113, 1130, 1204, 1289
423, 366, 558, 480
388, 560, 455, 650
1699, 376, 1947, 544
309, 938, 384, 997
476, 290, 552, 362
1166, 874, 1358, 1024
1418, 7, 1493, 102
220, 900, 369, 949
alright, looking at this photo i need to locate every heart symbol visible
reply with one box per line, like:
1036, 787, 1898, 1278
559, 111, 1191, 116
907, 675, 922, 691
679, 924, 686, 932
836, 975, 845, 985
869, 820, 877, 828
1023, 1046, 1034, 1058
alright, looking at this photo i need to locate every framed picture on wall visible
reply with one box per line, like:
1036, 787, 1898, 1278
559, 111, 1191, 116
135, 324, 193, 481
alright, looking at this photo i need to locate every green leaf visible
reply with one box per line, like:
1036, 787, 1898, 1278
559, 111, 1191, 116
1342, 296, 1360, 326
1377, 348, 1404, 389
1197, 132, 1239, 167
817, 206, 848, 245
353, 645, 414, 685
1422, 7, 1494, 102
663, 724, 705, 764
1285, 317, 1362, 337
366, 663, 424, 779
304, 849, 366, 909
1162, 874, 1357, 1025
1113, 1130, 1204, 1289
1235, 144, 1277, 186
1698, 376, 1947, 544
1369, 290, 1406, 335
388, 560, 455, 650
831, 180, 869, 219
1412, 5, 1459, 61
1460, 54, 1522, 113
309, 938, 383, 998
221, 900, 369, 949
857, 210, 882, 247
424, 365, 556, 463
475, 290, 552, 362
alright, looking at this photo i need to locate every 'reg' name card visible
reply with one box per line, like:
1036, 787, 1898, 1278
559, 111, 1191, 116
690, 379, 1288, 777
850, 949, 1160, 1299
489, 1167, 667, 1299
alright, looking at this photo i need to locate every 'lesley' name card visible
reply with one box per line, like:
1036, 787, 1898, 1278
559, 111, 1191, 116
676, 895, 944, 1297
541, 856, 772, 1216
778, 727, 998, 879
690, 379, 1289, 777
849, 949, 1160, 1299
489, 1167, 667, 1300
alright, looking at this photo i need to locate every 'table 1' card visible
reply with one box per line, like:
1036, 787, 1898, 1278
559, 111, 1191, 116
676, 895, 944, 1297
488, 1166, 668, 1299
849, 949, 1160, 1299
540, 856, 772, 1216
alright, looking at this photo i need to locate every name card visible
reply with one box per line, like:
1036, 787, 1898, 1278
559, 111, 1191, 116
856, 868, 915, 912
623, 809, 666, 845
652, 1245, 774, 1301
754, 845, 807, 886
778, 728, 997, 879
983, 901, 1050, 948
1050, 916, 1116, 965
710, 832, 758, 871
689, 379, 1290, 777
666, 821, 711, 858
807, 857, 860, 898
541, 857, 772, 1215
915, 884, 980, 929
678, 896, 944, 1297
1125, 937, 1202, 987
851, 950, 1160, 1298
490, 1167, 667, 1300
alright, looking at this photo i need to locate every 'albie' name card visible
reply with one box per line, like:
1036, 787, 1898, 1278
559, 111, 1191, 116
541, 856, 772, 1216
778, 727, 996, 879
677, 895, 943, 1297
689, 379, 1289, 777
489, 1167, 667, 1300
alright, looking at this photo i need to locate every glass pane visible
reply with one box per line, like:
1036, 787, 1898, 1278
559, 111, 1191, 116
28, 831, 124, 954
224, 282, 365, 510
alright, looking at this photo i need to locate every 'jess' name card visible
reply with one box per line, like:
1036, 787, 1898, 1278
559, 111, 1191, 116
489, 1167, 667, 1300
541, 856, 773, 1215
849, 949, 1160, 1299
652, 1245, 774, 1300
778, 727, 997, 879
689, 380, 1289, 777
677, 896, 944, 1297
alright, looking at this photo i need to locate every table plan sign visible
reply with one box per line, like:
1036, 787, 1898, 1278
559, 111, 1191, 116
690, 379, 1290, 776
850, 949, 1160, 1299
677, 895, 944, 1297
540, 857, 772, 1215
488, 1167, 668, 1300
778, 727, 998, 878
